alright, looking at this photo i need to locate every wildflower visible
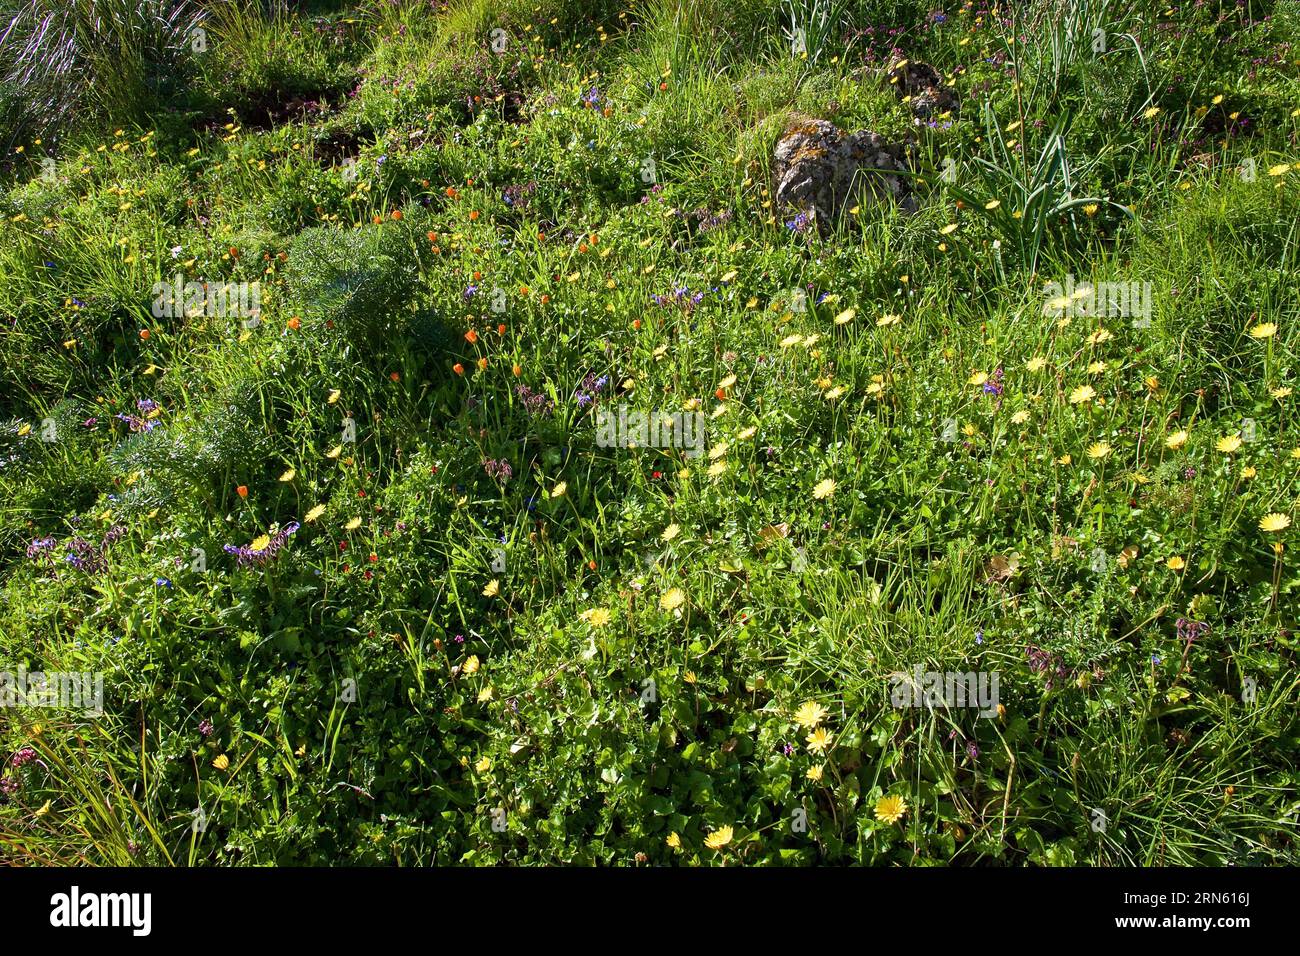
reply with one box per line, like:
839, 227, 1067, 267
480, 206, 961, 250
805, 727, 832, 753
666, 832, 681, 849
1216, 435, 1243, 454
806, 764, 824, 782
222, 522, 300, 567
793, 701, 827, 729
704, 826, 733, 850
550, 481, 567, 498
482, 579, 500, 597
812, 478, 836, 500
580, 607, 612, 627
661, 523, 681, 542
213, 754, 230, 771
1249, 322, 1277, 339
462, 655, 481, 675
659, 588, 686, 611
1165, 430, 1189, 450
1167, 556, 1186, 570
1260, 513, 1291, 533
199, 719, 213, 737
875, 794, 907, 823
1086, 442, 1111, 460
1069, 384, 1096, 404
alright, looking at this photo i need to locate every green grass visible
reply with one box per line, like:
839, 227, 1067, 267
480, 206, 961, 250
0, 0, 1297, 865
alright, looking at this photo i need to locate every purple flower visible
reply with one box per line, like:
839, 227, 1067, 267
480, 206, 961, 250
26, 537, 57, 561
11, 747, 37, 768
199, 719, 213, 737
223, 522, 300, 567
483, 458, 513, 482
514, 384, 554, 417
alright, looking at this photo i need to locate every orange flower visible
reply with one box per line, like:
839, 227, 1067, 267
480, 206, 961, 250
139, 329, 150, 340
519, 285, 530, 295
453, 363, 465, 376
421, 179, 430, 188
715, 388, 727, 400
445, 187, 457, 198
659, 82, 668, 91
473, 271, 482, 281
579, 243, 588, 253
497, 323, 506, 335
287, 316, 301, 330
427, 231, 438, 242
540, 294, 550, 304
465, 329, 479, 344
538, 232, 545, 241
512, 364, 522, 377
389, 371, 400, 382
391, 209, 402, 220
602, 108, 612, 118
236, 485, 248, 498
372, 214, 382, 224
477, 357, 488, 370
633, 319, 642, 330
229, 247, 239, 259
469, 210, 480, 221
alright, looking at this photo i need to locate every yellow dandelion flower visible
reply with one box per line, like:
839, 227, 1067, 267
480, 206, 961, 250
213, 754, 230, 771
1249, 322, 1277, 339
806, 764, 824, 782
1086, 442, 1111, 460
579, 607, 611, 627
279, 468, 296, 482
660, 588, 686, 611
793, 700, 828, 729
968, 371, 989, 387
551, 481, 567, 498
344, 516, 362, 530
1165, 430, 1189, 450
666, 832, 681, 849
462, 655, 480, 674
1216, 434, 1243, 453
1026, 356, 1047, 372
1167, 556, 1186, 570
833, 308, 855, 325
1069, 384, 1096, 404
812, 478, 836, 500
704, 826, 733, 850
805, 727, 833, 753
875, 794, 907, 823
1260, 513, 1291, 533
661, 523, 681, 542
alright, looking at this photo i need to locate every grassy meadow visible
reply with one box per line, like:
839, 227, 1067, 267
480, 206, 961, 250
0, 0, 1298, 865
